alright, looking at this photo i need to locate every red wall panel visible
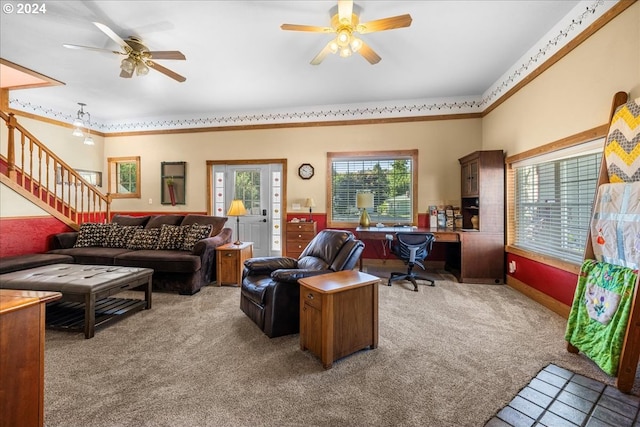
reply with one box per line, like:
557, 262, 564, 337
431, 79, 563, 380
0, 217, 74, 257
506, 253, 578, 306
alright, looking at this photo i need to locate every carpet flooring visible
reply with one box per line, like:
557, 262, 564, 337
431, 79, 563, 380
41, 269, 640, 426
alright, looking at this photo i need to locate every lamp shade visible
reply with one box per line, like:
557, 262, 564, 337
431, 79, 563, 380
356, 192, 374, 209
304, 198, 316, 208
227, 199, 247, 216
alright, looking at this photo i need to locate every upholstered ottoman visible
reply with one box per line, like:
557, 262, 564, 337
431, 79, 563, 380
0, 264, 153, 338
0, 253, 74, 274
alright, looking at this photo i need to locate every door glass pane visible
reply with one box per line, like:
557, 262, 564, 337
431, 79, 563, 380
234, 170, 260, 215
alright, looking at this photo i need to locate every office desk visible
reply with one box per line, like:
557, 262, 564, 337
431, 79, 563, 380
355, 227, 504, 284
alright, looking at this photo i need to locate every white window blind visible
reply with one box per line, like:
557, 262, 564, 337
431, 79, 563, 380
330, 155, 413, 224
513, 139, 603, 263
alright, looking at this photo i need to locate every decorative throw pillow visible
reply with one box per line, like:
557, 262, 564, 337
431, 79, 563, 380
181, 223, 214, 251
127, 228, 162, 250
156, 224, 189, 250
104, 224, 142, 248
73, 223, 113, 248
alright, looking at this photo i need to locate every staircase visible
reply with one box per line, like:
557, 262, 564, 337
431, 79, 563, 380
1, 111, 110, 229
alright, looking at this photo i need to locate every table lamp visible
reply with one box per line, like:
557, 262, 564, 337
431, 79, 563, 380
356, 192, 374, 227
304, 197, 316, 222
226, 199, 247, 245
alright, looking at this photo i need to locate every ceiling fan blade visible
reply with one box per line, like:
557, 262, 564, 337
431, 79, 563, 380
281, 23, 334, 33
338, 0, 353, 23
147, 51, 186, 60
120, 68, 133, 78
357, 14, 413, 34
63, 43, 123, 55
358, 42, 381, 65
148, 61, 186, 82
310, 42, 334, 65
93, 22, 129, 49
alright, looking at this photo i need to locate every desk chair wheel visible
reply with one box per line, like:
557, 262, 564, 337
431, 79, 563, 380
388, 272, 435, 292
387, 232, 436, 292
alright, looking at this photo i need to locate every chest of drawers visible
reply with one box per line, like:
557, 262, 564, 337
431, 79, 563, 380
286, 221, 317, 258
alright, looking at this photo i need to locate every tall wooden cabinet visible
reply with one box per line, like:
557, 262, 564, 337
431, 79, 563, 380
457, 150, 505, 284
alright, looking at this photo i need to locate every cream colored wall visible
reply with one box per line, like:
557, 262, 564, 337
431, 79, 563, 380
105, 119, 482, 215
0, 184, 48, 217
482, 2, 640, 155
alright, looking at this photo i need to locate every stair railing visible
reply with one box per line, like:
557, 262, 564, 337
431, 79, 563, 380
1, 111, 110, 227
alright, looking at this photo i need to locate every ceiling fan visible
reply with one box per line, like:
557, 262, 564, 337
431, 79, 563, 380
63, 22, 186, 82
281, 0, 412, 65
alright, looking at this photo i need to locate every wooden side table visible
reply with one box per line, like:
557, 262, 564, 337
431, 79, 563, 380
1, 289, 61, 427
298, 270, 379, 369
216, 242, 253, 286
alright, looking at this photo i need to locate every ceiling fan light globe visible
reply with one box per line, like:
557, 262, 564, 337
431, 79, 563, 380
136, 62, 149, 76
337, 29, 351, 47
72, 118, 84, 128
339, 47, 352, 58
350, 38, 362, 52
329, 41, 339, 53
83, 135, 94, 145
120, 57, 135, 73
72, 127, 84, 137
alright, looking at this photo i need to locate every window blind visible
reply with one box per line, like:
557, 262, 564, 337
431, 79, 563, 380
330, 156, 413, 224
513, 148, 602, 264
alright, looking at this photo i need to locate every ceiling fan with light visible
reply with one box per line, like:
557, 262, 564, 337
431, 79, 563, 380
63, 22, 186, 82
281, 0, 412, 65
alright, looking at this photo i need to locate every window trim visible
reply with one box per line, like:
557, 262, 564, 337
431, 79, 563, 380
326, 150, 419, 228
107, 156, 141, 199
505, 125, 609, 273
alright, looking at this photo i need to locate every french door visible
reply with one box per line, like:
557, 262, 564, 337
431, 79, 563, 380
210, 162, 284, 257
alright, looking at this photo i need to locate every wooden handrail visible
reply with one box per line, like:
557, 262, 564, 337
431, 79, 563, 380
0, 111, 110, 228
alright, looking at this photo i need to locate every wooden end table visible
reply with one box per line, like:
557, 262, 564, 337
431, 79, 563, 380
216, 242, 253, 286
298, 270, 380, 369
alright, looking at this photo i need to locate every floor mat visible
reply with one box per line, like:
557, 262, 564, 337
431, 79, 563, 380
485, 364, 640, 426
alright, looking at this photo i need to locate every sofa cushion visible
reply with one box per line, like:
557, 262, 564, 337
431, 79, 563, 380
48, 247, 132, 265
145, 215, 185, 229
181, 215, 228, 237
181, 223, 213, 251
112, 214, 151, 227
115, 250, 201, 273
156, 224, 189, 250
74, 223, 113, 248
127, 228, 161, 250
104, 224, 142, 248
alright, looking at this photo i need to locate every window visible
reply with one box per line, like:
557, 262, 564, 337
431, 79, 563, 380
511, 139, 602, 264
328, 150, 418, 227
107, 156, 140, 199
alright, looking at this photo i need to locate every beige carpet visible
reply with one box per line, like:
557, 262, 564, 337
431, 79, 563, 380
42, 269, 639, 426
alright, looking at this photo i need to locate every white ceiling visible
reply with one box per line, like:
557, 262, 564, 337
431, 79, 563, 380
0, 1, 615, 132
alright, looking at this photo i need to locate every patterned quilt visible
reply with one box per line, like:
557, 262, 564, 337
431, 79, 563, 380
565, 259, 637, 376
605, 97, 640, 183
591, 182, 640, 270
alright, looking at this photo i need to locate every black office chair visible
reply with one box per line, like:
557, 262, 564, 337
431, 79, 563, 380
388, 232, 436, 292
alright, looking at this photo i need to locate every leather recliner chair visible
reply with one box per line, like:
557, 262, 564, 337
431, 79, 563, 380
240, 229, 365, 338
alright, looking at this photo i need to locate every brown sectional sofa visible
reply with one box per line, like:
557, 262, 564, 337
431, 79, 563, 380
47, 214, 232, 295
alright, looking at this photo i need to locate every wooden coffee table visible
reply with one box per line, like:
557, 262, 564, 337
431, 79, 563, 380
298, 270, 379, 369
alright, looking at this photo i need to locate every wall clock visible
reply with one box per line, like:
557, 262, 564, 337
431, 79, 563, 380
298, 163, 314, 180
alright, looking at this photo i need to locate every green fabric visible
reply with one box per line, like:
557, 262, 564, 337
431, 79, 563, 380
565, 259, 637, 376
